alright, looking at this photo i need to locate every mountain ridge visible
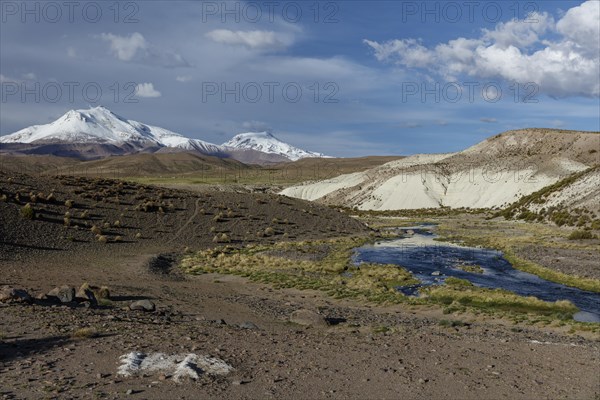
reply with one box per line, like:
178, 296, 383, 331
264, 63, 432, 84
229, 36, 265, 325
0, 107, 329, 163
223, 131, 330, 162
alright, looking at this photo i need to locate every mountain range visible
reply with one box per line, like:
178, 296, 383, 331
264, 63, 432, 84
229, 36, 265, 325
0, 106, 329, 163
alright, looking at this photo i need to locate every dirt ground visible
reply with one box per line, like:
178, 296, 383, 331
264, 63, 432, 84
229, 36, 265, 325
1, 173, 599, 399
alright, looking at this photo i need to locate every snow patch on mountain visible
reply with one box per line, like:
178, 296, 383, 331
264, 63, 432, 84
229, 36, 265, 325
222, 131, 329, 161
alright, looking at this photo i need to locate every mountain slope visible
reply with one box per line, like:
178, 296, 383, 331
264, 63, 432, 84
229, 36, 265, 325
495, 166, 600, 226
0, 106, 223, 155
281, 129, 600, 211
223, 132, 330, 161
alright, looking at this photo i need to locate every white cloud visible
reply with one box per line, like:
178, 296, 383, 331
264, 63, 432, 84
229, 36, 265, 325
0, 74, 7, 83
67, 46, 77, 58
482, 12, 554, 48
205, 29, 290, 50
22, 72, 36, 80
176, 76, 192, 83
100, 32, 147, 61
364, 1, 600, 97
556, 0, 600, 56
98, 32, 189, 67
135, 83, 161, 98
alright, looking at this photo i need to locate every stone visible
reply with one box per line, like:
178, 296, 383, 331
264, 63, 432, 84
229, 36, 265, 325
239, 322, 259, 330
129, 300, 155, 312
289, 309, 328, 328
47, 286, 76, 303
0, 286, 32, 303
76, 287, 98, 307
431, 271, 441, 276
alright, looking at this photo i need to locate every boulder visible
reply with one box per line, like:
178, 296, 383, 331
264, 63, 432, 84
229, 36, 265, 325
0, 286, 32, 303
76, 286, 98, 307
239, 322, 259, 330
129, 299, 156, 312
47, 286, 76, 303
289, 309, 328, 328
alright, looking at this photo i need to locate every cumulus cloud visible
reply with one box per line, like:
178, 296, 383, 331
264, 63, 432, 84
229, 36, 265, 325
364, 1, 600, 97
99, 32, 189, 67
135, 83, 161, 98
205, 29, 290, 50
100, 32, 147, 61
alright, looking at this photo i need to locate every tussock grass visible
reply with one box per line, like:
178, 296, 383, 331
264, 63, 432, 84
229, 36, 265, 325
72, 327, 99, 339
182, 237, 419, 304
503, 250, 600, 293
456, 264, 484, 274
425, 284, 578, 319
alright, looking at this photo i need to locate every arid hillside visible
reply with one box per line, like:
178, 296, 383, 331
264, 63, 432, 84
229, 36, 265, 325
282, 129, 599, 211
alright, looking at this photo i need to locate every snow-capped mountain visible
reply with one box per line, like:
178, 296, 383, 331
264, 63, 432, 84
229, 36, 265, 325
222, 132, 329, 161
0, 106, 223, 155
0, 107, 329, 163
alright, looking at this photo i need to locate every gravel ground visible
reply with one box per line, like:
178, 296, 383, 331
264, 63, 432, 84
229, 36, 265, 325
1, 172, 599, 399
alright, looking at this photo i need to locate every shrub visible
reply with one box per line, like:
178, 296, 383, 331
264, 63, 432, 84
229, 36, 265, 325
91, 225, 102, 235
264, 227, 275, 237
65, 200, 74, 208
72, 327, 98, 339
20, 203, 35, 220
568, 230, 594, 240
135, 232, 142, 239
97, 286, 111, 299
213, 233, 231, 243
445, 277, 473, 287
97, 235, 108, 244
113, 220, 121, 227
213, 213, 225, 222
114, 236, 123, 242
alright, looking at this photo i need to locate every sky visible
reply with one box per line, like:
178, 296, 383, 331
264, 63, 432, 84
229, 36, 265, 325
0, 0, 599, 157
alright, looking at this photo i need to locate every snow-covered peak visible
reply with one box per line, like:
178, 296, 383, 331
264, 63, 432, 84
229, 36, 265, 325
0, 106, 223, 155
222, 131, 329, 161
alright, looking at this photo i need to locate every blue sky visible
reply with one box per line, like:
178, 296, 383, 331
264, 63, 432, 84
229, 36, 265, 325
1, 0, 599, 156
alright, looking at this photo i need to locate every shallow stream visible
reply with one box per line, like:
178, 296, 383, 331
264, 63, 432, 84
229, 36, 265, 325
354, 226, 600, 323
